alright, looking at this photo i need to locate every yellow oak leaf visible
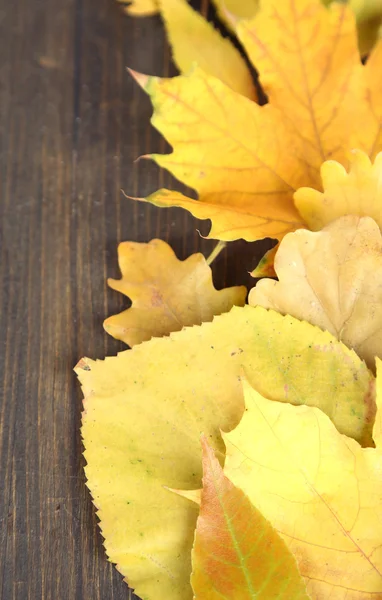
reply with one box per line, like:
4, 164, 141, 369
103, 238, 246, 346
295, 151, 382, 231
157, 0, 257, 100
77, 305, 375, 600
223, 369, 382, 598
131, 0, 382, 242
249, 216, 382, 371
191, 436, 310, 600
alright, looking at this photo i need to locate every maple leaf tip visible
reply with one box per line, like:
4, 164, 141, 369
134, 154, 152, 164
127, 68, 150, 89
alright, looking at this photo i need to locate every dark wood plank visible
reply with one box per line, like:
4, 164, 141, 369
0, 0, 264, 598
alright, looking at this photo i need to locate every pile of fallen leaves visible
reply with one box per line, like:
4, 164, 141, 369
76, 0, 382, 598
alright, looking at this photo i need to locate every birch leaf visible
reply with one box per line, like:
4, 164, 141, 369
77, 306, 375, 600
249, 216, 382, 371
191, 436, 310, 600
223, 370, 382, 599
104, 238, 246, 346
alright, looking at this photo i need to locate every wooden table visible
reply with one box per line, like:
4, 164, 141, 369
0, 1, 263, 597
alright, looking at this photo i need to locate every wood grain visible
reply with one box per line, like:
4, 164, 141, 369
0, 0, 266, 598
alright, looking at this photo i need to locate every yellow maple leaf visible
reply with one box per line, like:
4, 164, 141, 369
118, 0, 381, 55
131, 0, 382, 242
223, 370, 382, 598
191, 436, 310, 600
103, 238, 246, 346
77, 305, 374, 600
130, 67, 304, 241
249, 215, 382, 371
295, 150, 382, 233
156, 0, 257, 100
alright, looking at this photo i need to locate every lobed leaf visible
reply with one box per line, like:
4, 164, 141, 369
295, 150, 382, 231
130, 68, 305, 241
131, 0, 382, 242
249, 216, 382, 371
104, 238, 246, 346
157, 0, 257, 99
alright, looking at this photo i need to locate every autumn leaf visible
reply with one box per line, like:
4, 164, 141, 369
350, 0, 382, 55
249, 216, 382, 371
131, 0, 382, 242
294, 150, 382, 232
77, 305, 374, 600
157, 0, 257, 100
130, 68, 304, 241
251, 245, 277, 278
118, 0, 381, 55
357, 41, 382, 157
103, 238, 246, 346
223, 369, 382, 598
235, 0, 364, 175
117, 0, 258, 100
190, 436, 310, 600
210, 0, 259, 27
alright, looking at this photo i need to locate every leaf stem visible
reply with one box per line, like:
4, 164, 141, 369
206, 240, 227, 266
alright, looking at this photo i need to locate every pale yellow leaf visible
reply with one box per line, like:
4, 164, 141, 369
295, 150, 382, 232
77, 306, 375, 600
223, 371, 382, 598
104, 238, 246, 346
158, 0, 257, 99
249, 216, 382, 371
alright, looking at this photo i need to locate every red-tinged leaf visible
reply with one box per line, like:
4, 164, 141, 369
191, 436, 310, 600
